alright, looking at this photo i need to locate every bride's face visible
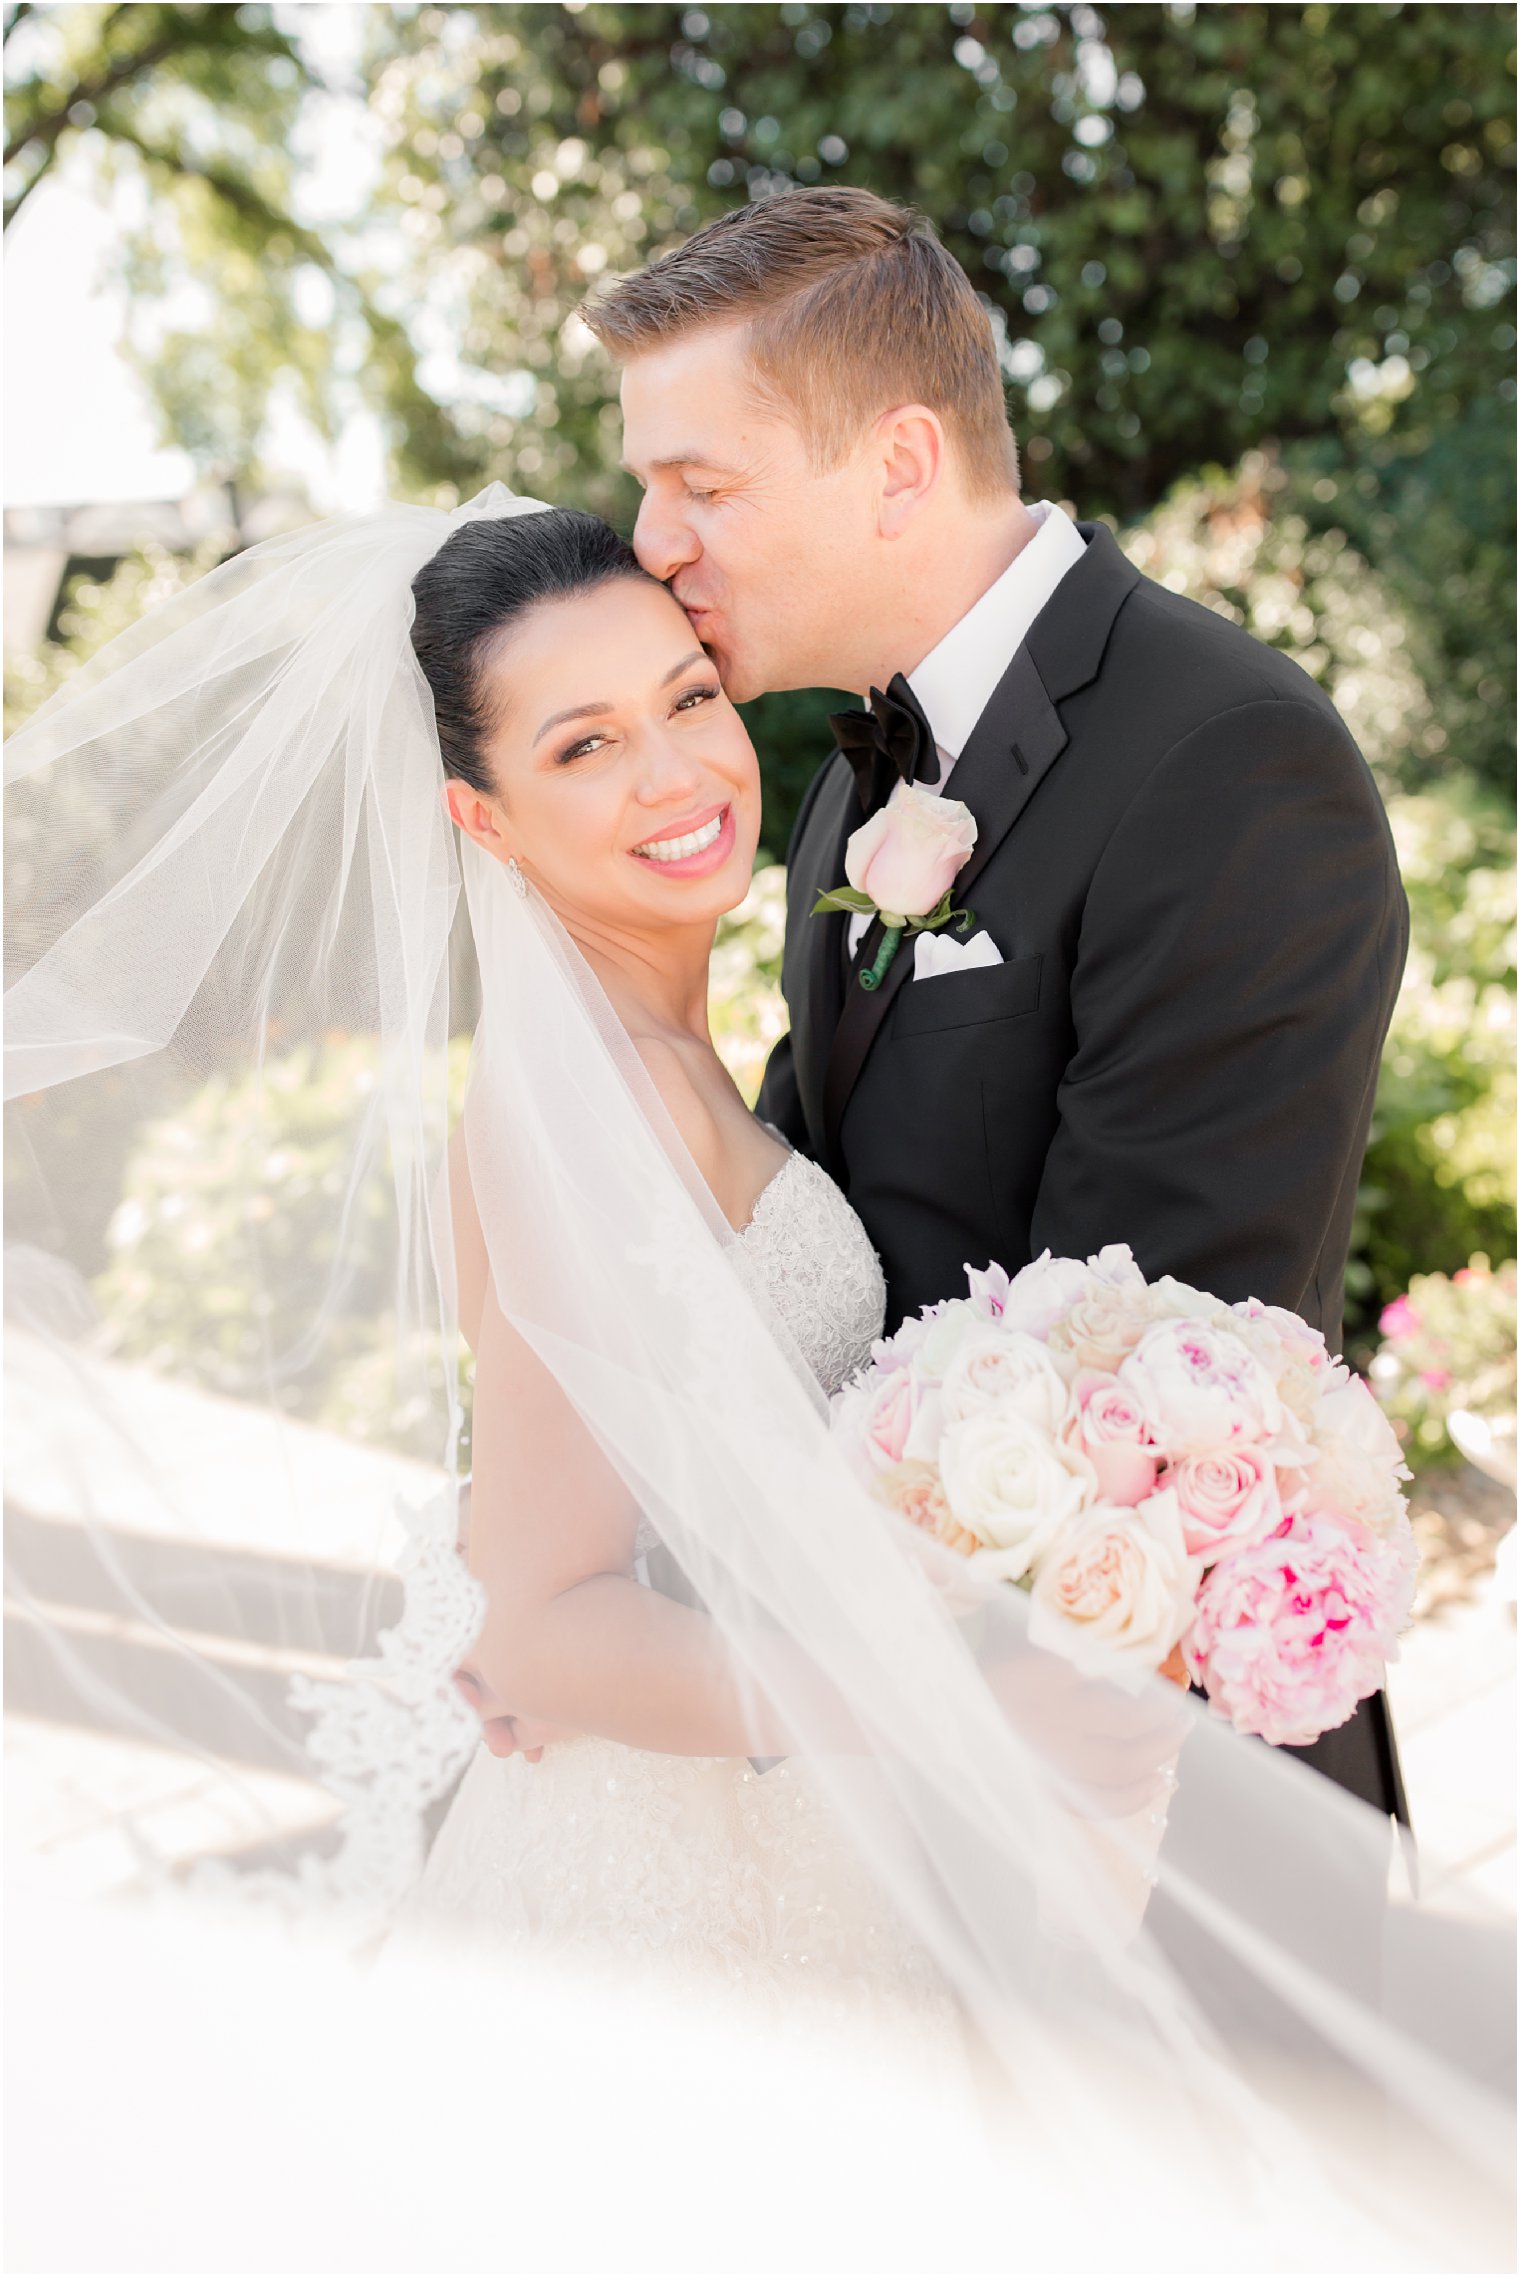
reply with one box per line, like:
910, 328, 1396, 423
454, 577, 762, 931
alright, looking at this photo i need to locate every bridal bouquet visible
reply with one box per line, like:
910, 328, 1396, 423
830, 1248, 1418, 1746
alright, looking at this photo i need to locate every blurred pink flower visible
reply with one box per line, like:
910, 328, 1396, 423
1378, 1296, 1419, 1339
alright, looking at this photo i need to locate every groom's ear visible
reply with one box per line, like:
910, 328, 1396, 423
873, 404, 946, 540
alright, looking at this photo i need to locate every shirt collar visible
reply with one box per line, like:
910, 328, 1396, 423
907, 501, 1088, 762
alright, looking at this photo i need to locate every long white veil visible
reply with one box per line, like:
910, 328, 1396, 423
4, 490, 1512, 2270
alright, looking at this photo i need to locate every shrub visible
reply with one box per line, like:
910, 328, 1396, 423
1370, 1256, 1518, 1470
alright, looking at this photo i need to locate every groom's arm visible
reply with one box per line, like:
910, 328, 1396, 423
1029, 695, 1407, 1335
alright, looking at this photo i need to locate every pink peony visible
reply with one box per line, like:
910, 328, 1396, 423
940, 1328, 1074, 1436
1184, 1511, 1415, 1746
1378, 1296, 1420, 1340
998, 1250, 1102, 1339
1119, 1317, 1284, 1458
964, 1260, 1011, 1318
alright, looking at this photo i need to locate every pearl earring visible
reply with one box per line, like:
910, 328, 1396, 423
507, 857, 527, 900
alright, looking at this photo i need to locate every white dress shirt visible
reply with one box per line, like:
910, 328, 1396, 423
847, 500, 1087, 954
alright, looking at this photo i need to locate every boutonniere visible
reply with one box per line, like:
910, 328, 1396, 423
812, 781, 979, 991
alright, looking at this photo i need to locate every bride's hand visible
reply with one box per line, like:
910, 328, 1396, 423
452, 1662, 574, 1764
989, 1643, 1191, 1820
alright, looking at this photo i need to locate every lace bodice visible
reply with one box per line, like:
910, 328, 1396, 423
732, 1145, 887, 1400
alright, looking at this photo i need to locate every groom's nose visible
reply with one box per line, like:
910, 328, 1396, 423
632, 489, 699, 586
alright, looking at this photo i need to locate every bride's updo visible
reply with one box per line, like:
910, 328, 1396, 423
410, 508, 648, 794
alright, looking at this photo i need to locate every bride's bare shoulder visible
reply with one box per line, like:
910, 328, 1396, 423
630, 1034, 727, 1192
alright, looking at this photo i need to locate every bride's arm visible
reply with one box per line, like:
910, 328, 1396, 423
446, 1123, 489, 1357
464, 1276, 810, 1758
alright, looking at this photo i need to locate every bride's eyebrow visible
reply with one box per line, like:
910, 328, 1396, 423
532, 651, 711, 746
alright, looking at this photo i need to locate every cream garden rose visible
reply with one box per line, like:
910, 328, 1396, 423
1048, 1281, 1160, 1372
871, 1460, 980, 1557
1028, 1488, 1202, 1678
843, 780, 977, 921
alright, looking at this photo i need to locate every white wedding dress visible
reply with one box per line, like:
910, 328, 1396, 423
387, 1136, 965, 2050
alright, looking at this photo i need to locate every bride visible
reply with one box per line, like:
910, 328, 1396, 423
391, 501, 982, 2022
4, 488, 1511, 2269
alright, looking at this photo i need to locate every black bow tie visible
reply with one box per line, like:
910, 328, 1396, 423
828, 673, 939, 818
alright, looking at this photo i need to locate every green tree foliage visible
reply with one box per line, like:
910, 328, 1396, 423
362, 1, 1515, 816
367, 3, 1512, 501
2, 2, 433, 486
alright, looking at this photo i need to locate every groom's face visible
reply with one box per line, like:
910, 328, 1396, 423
621, 325, 873, 703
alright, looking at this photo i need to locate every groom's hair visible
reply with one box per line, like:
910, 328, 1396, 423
583, 187, 1018, 499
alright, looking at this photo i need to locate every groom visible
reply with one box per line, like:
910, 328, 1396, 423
590, 185, 1409, 1828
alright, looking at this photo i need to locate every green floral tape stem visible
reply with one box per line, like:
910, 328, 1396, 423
859, 924, 904, 991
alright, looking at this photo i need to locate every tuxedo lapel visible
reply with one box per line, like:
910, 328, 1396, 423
819, 521, 1139, 1175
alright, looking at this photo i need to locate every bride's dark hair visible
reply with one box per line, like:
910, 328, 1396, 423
410, 508, 649, 794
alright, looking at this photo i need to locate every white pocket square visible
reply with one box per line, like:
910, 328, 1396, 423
912, 930, 1004, 981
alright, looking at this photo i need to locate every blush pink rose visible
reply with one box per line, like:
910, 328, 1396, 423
859, 1365, 916, 1469
1077, 1377, 1161, 1507
1170, 1447, 1281, 1559
831, 1363, 919, 1480
844, 781, 977, 921
1183, 1511, 1416, 1746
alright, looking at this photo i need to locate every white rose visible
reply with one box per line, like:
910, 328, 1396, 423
1028, 1488, 1202, 1679
941, 1410, 1095, 1582
940, 1329, 1075, 1437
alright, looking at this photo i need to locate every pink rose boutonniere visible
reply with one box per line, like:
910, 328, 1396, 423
812, 781, 979, 991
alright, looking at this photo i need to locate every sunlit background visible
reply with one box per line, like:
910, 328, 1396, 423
4, 2, 1514, 1919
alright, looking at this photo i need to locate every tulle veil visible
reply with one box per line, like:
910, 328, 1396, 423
4, 486, 1512, 2270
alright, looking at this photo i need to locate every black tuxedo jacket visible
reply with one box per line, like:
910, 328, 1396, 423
757, 521, 1410, 1822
